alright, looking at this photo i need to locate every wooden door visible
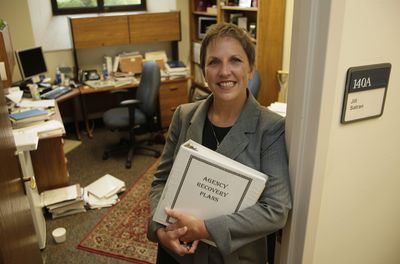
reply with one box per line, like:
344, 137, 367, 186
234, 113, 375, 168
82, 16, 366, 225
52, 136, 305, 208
0, 84, 42, 263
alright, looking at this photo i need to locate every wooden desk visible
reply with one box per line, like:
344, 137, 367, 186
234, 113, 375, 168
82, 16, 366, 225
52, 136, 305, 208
55, 88, 81, 140
79, 77, 189, 138
79, 82, 138, 138
13, 103, 70, 193
30, 104, 69, 193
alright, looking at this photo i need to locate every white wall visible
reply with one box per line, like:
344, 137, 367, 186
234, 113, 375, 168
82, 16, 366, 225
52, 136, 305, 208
283, 0, 400, 263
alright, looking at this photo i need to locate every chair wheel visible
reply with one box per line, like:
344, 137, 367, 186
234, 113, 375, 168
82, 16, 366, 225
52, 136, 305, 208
102, 153, 109, 160
125, 162, 132, 169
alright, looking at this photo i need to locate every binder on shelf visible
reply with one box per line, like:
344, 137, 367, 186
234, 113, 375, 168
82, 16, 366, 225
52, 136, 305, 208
153, 140, 268, 229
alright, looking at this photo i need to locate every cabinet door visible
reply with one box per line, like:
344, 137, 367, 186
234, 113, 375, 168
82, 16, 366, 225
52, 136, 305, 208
159, 79, 188, 128
129, 11, 181, 44
30, 137, 69, 193
70, 16, 130, 49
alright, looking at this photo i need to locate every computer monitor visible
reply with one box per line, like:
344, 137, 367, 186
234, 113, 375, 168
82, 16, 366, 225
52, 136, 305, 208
198, 16, 217, 39
15, 46, 47, 81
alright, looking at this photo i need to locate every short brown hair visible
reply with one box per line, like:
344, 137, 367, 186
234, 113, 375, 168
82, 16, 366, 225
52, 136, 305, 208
200, 22, 255, 73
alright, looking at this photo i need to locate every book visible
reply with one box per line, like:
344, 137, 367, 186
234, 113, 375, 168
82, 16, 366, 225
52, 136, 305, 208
40, 184, 82, 207
167, 60, 186, 68
48, 199, 85, 214
9, 108, 48, 122
153, 140, 268, 229
85, 174, 125, 199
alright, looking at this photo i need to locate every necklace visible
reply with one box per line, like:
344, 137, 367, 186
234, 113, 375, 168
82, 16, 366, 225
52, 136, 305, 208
210, 123, 220, 147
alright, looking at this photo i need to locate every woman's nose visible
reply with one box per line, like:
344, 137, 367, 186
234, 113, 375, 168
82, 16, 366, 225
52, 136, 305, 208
219, 62, 231, 76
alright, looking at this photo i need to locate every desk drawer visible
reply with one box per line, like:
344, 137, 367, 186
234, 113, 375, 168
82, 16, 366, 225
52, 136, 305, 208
159, 80, 188, 128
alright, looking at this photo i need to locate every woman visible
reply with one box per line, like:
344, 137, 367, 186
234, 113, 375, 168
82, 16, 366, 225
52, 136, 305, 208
148, 23, 292, 264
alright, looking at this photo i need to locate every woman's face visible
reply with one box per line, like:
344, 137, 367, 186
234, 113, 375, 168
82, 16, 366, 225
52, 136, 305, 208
204, 36, 253, 103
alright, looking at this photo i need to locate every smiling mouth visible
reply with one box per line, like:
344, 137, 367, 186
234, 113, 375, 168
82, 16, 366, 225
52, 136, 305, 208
218, 81, 236, 88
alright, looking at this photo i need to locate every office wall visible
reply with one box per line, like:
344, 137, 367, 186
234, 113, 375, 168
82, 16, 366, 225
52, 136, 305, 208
0, 0, 177, 82
283, 0, 400, 263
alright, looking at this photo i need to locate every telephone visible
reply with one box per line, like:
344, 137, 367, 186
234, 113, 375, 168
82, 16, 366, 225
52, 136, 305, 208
80, 70, 100, 82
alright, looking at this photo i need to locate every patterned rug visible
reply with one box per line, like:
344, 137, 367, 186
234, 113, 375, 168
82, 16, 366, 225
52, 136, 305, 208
77, 160, 159, 263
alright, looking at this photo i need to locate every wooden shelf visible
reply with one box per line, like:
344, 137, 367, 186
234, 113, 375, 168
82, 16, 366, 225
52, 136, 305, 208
192, 11, 217, 16
221, 6, 258, 12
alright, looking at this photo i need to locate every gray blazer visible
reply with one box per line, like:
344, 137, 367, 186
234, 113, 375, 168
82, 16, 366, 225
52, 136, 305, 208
148, 94, 292, 264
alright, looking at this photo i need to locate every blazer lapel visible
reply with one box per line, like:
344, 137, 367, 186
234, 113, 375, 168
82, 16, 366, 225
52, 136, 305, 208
218, 94, 260, 160
186, 96, 212, 144
185, 94, 261, 161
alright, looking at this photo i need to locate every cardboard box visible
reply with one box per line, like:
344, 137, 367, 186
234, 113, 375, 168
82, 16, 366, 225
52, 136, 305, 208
153, 140, 268, 227
119, 55, 143, 74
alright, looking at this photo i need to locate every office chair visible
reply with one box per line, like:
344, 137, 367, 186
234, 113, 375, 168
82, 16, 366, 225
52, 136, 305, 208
248, 70, 260, 98
102, 61, 162, 169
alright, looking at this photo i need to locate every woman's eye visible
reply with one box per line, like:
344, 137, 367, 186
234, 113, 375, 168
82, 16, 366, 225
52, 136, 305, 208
208, 60, 219, 66
231, 57, 242, 64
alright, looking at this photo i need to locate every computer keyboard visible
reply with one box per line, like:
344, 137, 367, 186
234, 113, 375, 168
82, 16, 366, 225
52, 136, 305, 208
40, 86, 72, 99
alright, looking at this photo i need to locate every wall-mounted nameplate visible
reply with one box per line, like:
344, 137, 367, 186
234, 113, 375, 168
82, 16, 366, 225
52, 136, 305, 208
341, 63, 391, 124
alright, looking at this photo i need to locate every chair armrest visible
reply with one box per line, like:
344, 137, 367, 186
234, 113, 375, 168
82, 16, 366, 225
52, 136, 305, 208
109, 89, 129, 94
120, 99, 141, 107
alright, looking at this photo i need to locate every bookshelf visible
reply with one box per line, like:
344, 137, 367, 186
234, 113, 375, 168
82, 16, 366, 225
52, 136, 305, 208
189, 0, 286, 106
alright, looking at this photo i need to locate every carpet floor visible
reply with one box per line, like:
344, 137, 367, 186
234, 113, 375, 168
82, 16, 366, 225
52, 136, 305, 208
40, 126, 164, 264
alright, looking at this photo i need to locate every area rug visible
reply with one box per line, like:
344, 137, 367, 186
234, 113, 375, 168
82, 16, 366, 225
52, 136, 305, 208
77, 160, 159, 263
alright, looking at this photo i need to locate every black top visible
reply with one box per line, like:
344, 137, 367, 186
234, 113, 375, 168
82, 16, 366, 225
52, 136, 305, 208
202, 117, 232, 151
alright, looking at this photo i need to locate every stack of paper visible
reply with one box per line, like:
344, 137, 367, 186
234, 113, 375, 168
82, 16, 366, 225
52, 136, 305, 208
13, 120, 65, 139
40, 184, 86, 219
268, 102, 287, 117
9, 108, 50, 128
84, 174, 126, 209
163, 60, 189, 79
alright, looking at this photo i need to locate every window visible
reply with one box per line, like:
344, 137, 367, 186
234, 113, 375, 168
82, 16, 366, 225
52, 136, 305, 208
51, 0, 147, 15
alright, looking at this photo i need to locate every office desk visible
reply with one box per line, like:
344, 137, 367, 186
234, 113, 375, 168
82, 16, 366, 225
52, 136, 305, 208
30, 104, 69, 193
79, 77, 189, 138
55, 88, 81, 140
13, 103, 70, 193
13, 103, 69, 249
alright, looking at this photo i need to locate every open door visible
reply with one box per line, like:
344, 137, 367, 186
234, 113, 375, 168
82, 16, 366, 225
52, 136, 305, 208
0, 83, 42, 263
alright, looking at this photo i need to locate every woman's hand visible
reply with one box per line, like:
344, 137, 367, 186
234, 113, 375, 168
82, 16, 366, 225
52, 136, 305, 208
164, 208, 210, 243
156, 226, 198, 256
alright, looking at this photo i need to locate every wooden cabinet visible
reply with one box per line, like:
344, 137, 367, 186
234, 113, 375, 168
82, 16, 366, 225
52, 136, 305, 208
159, 78, 189, 128
70, 15, 130, 49
188, 0, 285, 106
129, 12, 181, 44
70, 11, 181, 48
30, 136, 69, 193
69, 11, 182, 81
0, 23, 15, 88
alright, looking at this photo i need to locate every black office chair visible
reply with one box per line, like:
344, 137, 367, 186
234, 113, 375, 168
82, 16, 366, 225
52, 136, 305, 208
248, 70, 260, 98
102, 61, 162, 168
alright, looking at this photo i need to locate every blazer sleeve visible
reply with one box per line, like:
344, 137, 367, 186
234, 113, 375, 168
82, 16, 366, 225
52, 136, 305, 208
147, 105, 183, 242
204, 117, 292, 255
